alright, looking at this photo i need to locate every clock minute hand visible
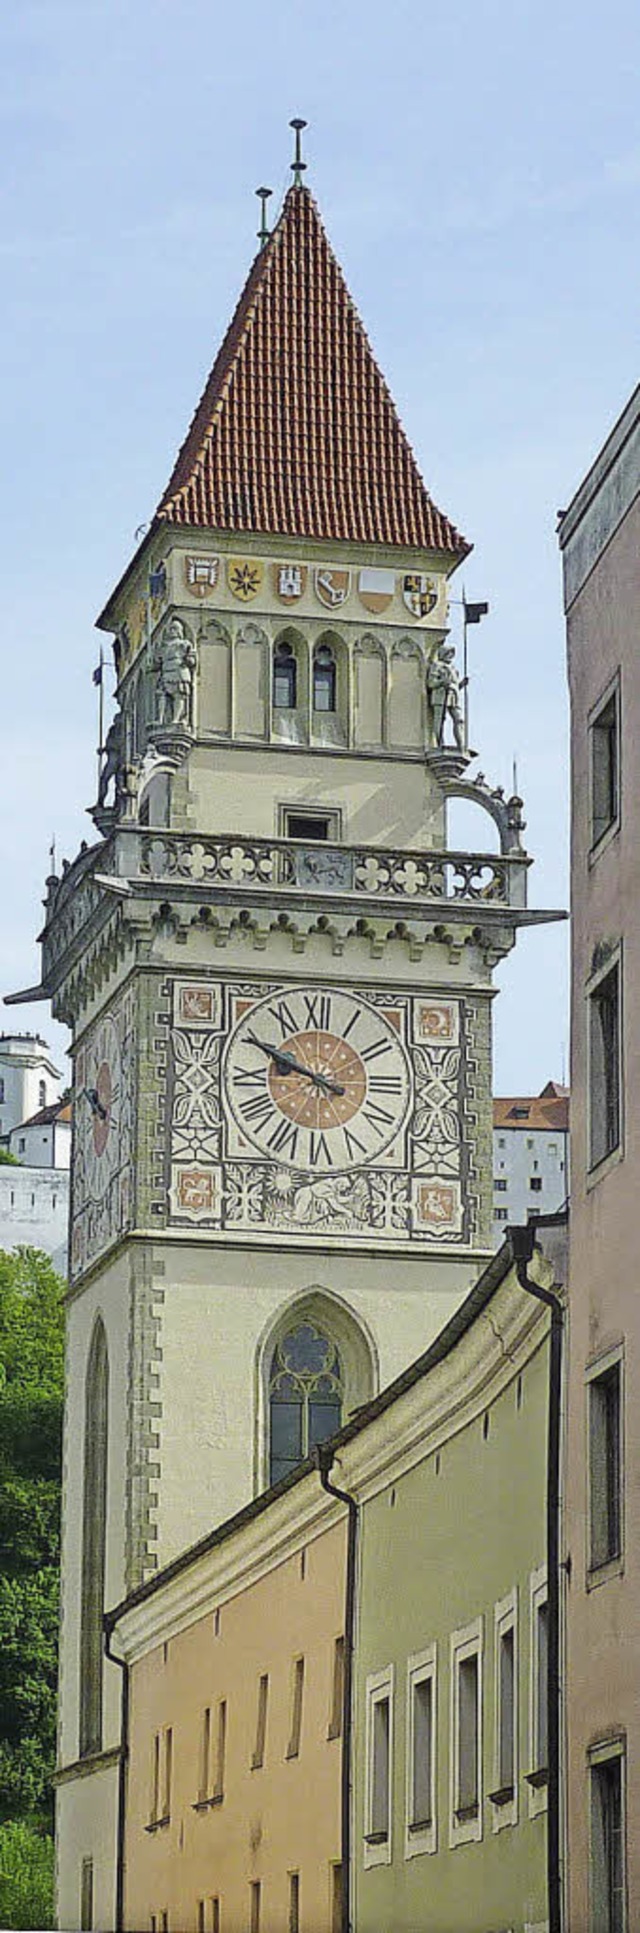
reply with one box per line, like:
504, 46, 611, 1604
246, 1031, 345, 1097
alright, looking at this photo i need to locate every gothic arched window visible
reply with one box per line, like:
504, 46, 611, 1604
79, 1318, 109, 1757
273, 641, 298, 710
269, 1320, 344, 1485
313, 643, 337, 713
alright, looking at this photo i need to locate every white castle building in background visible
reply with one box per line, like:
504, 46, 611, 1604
0, 1033, 71, 1273
492, 1079, 569, 1241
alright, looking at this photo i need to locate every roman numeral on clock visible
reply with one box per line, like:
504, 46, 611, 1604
267, 1118, 300, 1160
367, 1073, 403, 1094
232, 1065, 267, 1091
237, 1092, 276, 1129
301, 991, 332, 1031
363, 1102, 395, 1131
272, 997, 299, 1039
360, 1035, 394, 1064
309, 1131, 333, 1167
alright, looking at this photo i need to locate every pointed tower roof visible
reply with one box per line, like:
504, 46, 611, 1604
156, 185, 468, 556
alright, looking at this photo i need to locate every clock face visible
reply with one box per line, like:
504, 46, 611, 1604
83, 1013, 122, 1200
223, 986, 411, 1172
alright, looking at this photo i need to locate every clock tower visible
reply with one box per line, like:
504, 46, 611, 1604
17, 159, 553, 1927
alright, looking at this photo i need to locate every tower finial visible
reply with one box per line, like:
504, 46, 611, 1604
256, 186, 273, 249
290, 118, 308, 186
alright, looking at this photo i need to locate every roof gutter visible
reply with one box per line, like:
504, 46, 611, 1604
315, 1446, 358, 1933
509, 1220, 564, 1933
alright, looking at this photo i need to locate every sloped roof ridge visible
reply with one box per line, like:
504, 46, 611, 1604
155, 184, 468, 553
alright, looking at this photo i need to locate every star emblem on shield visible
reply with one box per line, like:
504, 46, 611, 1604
227, 558, 264, 602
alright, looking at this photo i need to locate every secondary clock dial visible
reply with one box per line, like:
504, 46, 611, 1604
80, 1013, 122, 1201
223, 986, 411, 1172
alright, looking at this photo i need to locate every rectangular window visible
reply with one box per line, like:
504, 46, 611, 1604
490, 1591, 518, 1831
212, 1901, 220, 1933
252, 1673, 269, 1769
589, 1356, 623, 1571
197, 1904, 205, 1933
494, 1208, 509, 1223
213, 1700, 226, 1800
285, 811, 331, 842
494, 1178, 507, 1192
450, 1619, 482, 1846
80, 1856, 94, 1932
527, 1568, 548, 1815
286, 1657, 305, 1759
199, 1706, 211, 1802
250, 1881, 261, 1933
150, 1728, 172, 1825
288, 1872, 300, 1933
590, 1743, 625, 1932
328, 1636, 345, 1740
160, 1915, 168, 1933
405, 1645, 437, 1857
530, 1175, 543, 1192
591, 682, 620, 849
330, 1864, 342, 1933
364, 1665, 393, 1866
589, 960, 621, 1169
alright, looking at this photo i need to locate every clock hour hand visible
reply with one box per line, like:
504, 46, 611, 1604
82, 1086, 108, 1122
246, 1031, 345, 1097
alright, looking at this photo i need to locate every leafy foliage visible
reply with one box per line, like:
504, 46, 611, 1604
0, 1818, 54, 1928
0, 1251, 64, 1834
0, 1149, 20, 1165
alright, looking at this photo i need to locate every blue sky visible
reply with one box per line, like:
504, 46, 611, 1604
2, 0, 639, 1091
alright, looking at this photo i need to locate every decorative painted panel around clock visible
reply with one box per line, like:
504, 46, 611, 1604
163, 978, 482, 1246
71, 986, 136, 1278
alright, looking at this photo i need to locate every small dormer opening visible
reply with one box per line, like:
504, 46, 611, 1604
285, 811, 331, 842
273, 641, 297, 710
313, 643, 336, 713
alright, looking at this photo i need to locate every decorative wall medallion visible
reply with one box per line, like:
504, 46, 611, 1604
414, 1000, 459, 1044
413, 1178, 461, 1233
273, 563, 307, 603
171, 1163, 221, 1221
402, 573, 438, 620
227, 558, 265, 602
185, 555, 220, 598
173, 981, 222, 1029
358, 567, 395, 614
314, 568, 350, 609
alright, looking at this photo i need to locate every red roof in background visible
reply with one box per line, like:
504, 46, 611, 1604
493, 1086, 569, 1132
156, 185, 469, 555
20, 1101, 72, 1129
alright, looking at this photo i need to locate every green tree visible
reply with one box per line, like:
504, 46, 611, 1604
0, 1150, 19, 1166
0, 1250, 64, 1834
0, 1819, 54, 1929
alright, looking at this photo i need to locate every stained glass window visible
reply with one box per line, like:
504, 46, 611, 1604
269, 1320, 343, 1484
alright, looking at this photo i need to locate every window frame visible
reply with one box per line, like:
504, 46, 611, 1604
589, 671, 621, 858
527, 1566, 548, 1817
363, 1664, 394, 1868
490, 1588, 518, 1832
589, 1735, 626, 1933
449, 1617, 483, 1848
285, 1656, 305, 1761
586, 1344, 624, 1584
405, 1644, 437, 1858
587, 947, 623, 1180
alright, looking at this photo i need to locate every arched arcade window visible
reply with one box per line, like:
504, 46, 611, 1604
313, 643, 336, 713
269, 1319, 344, 1485
273, 641, 298, 710
79, 1318, 109, 1757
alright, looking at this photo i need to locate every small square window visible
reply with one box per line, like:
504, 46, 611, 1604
495, 1208, 509, 1223
494, 1179, 507, 1193
530, 1176, 543, 1192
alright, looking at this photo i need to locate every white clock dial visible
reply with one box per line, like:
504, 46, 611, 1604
223, 986, 411, 1172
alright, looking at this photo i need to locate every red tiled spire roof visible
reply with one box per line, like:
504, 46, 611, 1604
156, 186, 469, 555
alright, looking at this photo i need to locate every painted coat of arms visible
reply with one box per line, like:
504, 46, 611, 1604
273, 563, 307, 604
227, 558, 265, 602
314, 568, 351, 609
185, 556, 220, 598
402, 573, 439, 620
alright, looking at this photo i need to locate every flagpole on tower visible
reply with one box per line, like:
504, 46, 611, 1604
93, 647, 105, 793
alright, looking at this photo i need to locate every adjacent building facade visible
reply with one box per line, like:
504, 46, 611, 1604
559, 383, 640, 1931
493, 1082, 569, 1242
0, 1034, 70, 1270
107, 1223, 565, 1933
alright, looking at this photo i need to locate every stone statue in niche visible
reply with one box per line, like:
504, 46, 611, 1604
426, 643, 465, 751
97, 710, 126, 809
153, 617, 196, 727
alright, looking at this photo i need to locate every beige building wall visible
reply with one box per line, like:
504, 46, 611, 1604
560, 385, 640, 1930
115, 1488, 347, 1933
